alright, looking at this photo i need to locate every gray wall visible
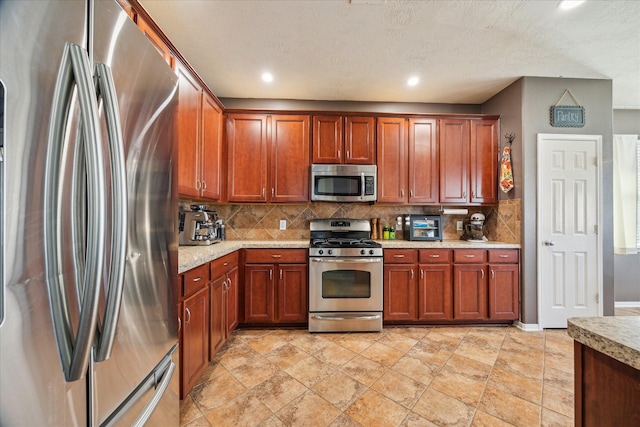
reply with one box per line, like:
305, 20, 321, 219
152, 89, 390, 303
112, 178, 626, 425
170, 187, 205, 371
220, 98, 480, 115
613, 109, 640, 302
483, 77, 615, 324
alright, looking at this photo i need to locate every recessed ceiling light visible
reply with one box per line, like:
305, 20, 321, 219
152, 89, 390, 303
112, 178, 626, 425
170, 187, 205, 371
559, 0, 585, 10
407, 76, 419, 87
262, 72, 273, 83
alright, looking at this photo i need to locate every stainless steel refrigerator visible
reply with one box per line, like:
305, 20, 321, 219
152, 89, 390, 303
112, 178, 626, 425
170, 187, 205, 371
0, 0, 180, 425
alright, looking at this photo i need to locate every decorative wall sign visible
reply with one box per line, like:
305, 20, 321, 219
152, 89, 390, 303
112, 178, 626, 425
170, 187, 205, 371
550, 89, 585, 128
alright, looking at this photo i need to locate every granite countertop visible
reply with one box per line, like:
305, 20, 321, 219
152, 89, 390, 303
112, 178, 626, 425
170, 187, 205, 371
178, 239, 520, 274
567, 316, 640, 371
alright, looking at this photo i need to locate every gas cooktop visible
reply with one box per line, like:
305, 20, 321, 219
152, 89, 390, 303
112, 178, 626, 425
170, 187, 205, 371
309, 219, 383, 257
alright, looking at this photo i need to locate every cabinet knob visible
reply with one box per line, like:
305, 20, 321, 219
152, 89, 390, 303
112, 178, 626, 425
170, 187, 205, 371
429, 254, 440, 258
271, 254, 282, 258
337, 150, 341, 159
346, 150, 350, 158
480, 269, 485, 279
185, 308, 191, 324
262, 188, 266, 198
271, 188, 275, 197
202, 180, 207, 190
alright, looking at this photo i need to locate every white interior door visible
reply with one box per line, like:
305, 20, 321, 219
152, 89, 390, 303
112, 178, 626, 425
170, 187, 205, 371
537, 134, 602, 328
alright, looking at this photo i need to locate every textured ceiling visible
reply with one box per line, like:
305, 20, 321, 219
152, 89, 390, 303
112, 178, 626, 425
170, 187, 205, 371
139, 0, 640, 109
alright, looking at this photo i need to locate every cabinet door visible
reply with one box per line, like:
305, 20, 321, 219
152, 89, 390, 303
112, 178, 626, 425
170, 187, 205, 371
271, 115, 310, 202
312, 115, 342, 164
176, 65, 202, 198
244, 264, 274, 322
181, 286, 209, 398
201, 92, 222, 200
469, 119, 499, 204
383, 264, 416, 320
226, 266, 239, 334
418, 264, 452, 320
488, 264, 519, 320
453, 264, 487, 319
345, 116, 375, 164
439, 119, 469, 204
408, 118, 438, 203
377, 117, 407, 203
210, 275, 225, 359
277, 264, 308, 323
227, 114, 268, 202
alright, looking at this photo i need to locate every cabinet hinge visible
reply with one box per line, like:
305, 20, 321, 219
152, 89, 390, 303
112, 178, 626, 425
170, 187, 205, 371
593, 157, 598, 166
594, 224, 598, 235
595, 293, 599, 304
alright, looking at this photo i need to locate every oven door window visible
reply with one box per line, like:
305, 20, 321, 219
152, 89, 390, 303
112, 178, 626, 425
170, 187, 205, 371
314, 175, 361, 197
321, 270, 371, 298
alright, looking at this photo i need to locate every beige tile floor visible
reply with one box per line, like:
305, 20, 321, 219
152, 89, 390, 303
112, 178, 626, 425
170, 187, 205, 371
180, 308, 639, 427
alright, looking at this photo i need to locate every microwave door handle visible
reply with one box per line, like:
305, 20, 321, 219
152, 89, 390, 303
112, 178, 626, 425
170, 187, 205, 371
361, 172, 365, 200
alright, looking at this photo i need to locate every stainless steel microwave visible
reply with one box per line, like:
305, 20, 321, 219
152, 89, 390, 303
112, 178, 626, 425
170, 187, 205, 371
310, 164, 377, 202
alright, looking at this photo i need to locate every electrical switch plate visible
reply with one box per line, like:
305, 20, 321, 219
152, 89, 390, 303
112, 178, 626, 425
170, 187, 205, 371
456, 220, 463, 231
279, 220, 286, 230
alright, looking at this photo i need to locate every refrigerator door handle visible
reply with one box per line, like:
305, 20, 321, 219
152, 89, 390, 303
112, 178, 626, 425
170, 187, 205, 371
131, 359, 176, 427
93, 62, 128, 363
44, 43, 106, 382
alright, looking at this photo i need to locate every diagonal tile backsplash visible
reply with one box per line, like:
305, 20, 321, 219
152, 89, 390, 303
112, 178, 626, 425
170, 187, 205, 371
179, 199, 520, 243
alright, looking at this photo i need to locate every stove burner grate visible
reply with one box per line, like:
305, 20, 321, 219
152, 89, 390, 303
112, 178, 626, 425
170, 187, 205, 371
310, 238, 381, 248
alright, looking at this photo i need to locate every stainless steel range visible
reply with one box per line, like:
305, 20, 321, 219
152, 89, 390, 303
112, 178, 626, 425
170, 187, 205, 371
308, 219, 383, 332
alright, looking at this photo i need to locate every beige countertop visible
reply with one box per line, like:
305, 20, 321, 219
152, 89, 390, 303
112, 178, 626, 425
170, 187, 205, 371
567, 316, 640, 371
178, 239, 520, 274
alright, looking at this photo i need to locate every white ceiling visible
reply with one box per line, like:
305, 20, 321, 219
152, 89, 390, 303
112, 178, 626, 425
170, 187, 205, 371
139, 0, 640, 109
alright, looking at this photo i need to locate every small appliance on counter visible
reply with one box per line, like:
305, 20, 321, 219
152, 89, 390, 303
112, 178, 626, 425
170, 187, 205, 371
461, 212, 488, 242
179, 204, 222, 246
404, 215, 443, 241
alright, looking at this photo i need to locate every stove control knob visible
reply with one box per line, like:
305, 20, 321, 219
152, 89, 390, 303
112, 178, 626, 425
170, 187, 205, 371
328, 249, 333, 255
360, 249, 366, 255
369, 249, 375, 255
318, 249, 324, 255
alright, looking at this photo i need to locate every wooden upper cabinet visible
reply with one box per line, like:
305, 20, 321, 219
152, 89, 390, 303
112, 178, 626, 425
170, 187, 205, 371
136, 14, 173, 68
408, 118, 438, 204
312, 116, 343, 164
377, 117, 407, 203
469, 119, 499, 204
344, 116, 376, 164
227, 114, 308, 203
439, 119, 470, 204
439, 118, 499, 205
200, 92, 222, 200
312, 116, 375, 164
271, 115, 310, 202
176, 64, 202, 199
227, 114, 269, 202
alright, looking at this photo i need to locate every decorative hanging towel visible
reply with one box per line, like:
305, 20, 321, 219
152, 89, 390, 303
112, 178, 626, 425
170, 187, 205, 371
500, 146, 514, 193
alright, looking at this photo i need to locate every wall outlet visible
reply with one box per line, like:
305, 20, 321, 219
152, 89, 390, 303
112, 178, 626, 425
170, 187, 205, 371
456, 220, 463, 231
279, 219, 287, 230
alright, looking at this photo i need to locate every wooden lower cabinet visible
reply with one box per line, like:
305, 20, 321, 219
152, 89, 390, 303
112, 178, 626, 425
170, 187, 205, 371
452, 264, 487, 320
384, 248, 518, 324
209, 275, 226, 357
383, 263, 416, 320
418, 264, 452, 320
244, 249, 308, 324
180, 286, 209, 399
210, 253, 239, 359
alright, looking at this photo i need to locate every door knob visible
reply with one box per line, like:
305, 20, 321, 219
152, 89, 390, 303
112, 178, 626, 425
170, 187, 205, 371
544, 240, 555, 246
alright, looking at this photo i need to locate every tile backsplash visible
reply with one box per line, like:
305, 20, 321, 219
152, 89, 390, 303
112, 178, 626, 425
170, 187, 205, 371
179, 199, 521, 244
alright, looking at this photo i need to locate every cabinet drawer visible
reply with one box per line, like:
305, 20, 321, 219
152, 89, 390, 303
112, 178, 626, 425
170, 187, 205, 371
419, 249, 451, 264
384, 249, 417, 264
245, 249, 307, 264
211, 251, 239, 275
488, 249, 519, 263
453, 249, 487, 263
182, 263, 210, 297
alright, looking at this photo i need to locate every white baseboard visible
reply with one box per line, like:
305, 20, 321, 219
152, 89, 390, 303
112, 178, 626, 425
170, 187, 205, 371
514, 321, 542, 331
615, 301, 640, 308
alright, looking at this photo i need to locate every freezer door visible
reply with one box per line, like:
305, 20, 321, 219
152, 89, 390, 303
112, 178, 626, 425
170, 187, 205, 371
100, 345, 180, 427
0, 1, 90, 426
90, 1, 179, 425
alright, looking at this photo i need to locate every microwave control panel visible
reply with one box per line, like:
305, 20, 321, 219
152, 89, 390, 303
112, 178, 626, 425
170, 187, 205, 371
364, 176, 375, 195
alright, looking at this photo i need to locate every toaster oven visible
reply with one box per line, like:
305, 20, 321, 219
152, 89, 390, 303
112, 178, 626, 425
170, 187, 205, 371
404, 215, 443, 241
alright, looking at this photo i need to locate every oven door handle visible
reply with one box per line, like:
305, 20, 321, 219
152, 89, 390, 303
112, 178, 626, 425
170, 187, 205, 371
310, 258, 382, 263
311, 314, 382, 321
